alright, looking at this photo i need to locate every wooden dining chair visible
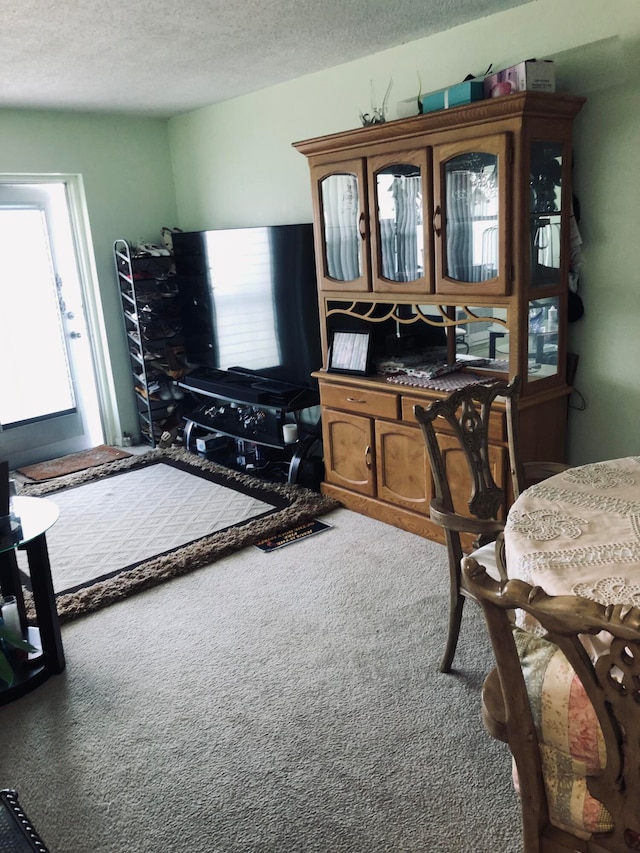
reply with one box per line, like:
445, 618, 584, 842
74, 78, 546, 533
413, 376, 566, 673
462, 555, 640, 853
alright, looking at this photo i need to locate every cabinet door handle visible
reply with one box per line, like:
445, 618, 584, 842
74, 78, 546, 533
358, 212, 367, 241
364, 445, 372, 469
347, 397, 366, 404
433, 205, 442, 236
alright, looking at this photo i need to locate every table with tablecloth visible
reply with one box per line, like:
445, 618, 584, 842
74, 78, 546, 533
504, 455, 640, 651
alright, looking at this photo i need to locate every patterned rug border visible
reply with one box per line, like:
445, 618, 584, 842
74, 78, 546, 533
19, 448, 339, 623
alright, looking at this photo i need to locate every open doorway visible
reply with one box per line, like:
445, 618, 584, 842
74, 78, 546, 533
0, 179, 106, 469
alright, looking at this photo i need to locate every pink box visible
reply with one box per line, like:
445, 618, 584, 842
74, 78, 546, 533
483, 60, 555, 98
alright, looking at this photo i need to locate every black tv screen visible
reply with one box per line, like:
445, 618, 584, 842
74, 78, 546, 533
173, 224, 322, 392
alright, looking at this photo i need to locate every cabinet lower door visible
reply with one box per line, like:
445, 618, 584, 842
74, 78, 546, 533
322, 409, 375, 496
375, 421, 432, 514
436, 433, 506, 518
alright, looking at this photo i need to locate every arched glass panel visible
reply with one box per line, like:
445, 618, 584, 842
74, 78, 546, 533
375, 163, 423, 282
320, 173, 362, 282
445, 153, 498, 283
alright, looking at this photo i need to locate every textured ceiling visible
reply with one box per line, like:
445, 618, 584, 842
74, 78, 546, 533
1, 0, 532, 117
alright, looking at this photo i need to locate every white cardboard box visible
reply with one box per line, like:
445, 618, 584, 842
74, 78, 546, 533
484, 60, 555, 98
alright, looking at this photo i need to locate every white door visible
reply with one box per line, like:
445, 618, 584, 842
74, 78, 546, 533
0, 182, 104, 469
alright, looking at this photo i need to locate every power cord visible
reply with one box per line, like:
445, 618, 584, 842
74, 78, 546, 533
569, 388, 587, 411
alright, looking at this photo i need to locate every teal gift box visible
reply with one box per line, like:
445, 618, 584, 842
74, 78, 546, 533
421, 80, 484, 114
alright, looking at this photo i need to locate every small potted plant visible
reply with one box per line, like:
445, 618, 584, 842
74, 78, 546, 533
0, 625, 36, 686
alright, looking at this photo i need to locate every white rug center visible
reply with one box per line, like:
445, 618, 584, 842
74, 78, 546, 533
18, 463, 274, 592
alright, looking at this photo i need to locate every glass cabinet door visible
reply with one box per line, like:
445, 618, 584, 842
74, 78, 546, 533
452, 305, 510, 372
529, 141, 563, 288
527, 296, 559, 382
433, 134, 510, 297
311, 159, 370, 292
368, 150, 431, 294
526, 141, 566, 387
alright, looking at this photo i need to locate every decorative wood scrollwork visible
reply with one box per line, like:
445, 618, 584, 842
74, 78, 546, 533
325, 300, 508, 330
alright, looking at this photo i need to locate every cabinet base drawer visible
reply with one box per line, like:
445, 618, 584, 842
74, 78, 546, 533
320, 482, 445, 544
401, 394, 506, 442
320, 381, 399, 419
322, 482, 486, 553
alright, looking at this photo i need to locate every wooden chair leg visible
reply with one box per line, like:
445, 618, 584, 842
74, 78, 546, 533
440, 588, 465, 673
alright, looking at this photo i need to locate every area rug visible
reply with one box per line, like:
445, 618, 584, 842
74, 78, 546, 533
18, 448, 339, 623
16, 444, 132, 481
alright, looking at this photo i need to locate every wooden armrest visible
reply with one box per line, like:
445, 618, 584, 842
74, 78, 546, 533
495, 531, 508, 581
482, 668, 508, 743
430, 502, 505, 538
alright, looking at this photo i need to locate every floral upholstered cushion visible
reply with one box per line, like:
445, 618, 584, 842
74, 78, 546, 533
513, 627, 613, 838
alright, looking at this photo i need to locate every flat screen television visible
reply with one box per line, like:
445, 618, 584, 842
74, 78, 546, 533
173, 224, 322, 404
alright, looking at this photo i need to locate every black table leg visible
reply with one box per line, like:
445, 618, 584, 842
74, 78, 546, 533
21, 534, 65, 674
0, 549, 29, 630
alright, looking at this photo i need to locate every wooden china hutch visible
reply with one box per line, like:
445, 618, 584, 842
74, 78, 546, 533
294, 92, 585, 543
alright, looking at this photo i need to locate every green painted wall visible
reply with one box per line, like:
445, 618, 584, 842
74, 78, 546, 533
1, 0, 637, 464
0, 110, 177, 439
168, 0, 640, 466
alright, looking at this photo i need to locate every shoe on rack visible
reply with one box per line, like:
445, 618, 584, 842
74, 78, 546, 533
157, 283, 179, 298
143, 347, 165, 360
141, 421, 166, 442
159, 425, 180, 449
140, 318, 183, 342
137, 241, 171, 257
149, 243, 171, 256
156, 264, 177, 279
160, 228, 173, 253
135, 242, 159, 257
160, 227, 184, 253
160, 227, 175, 253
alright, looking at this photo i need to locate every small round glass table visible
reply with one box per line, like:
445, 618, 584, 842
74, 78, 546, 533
0, 495, 65, 704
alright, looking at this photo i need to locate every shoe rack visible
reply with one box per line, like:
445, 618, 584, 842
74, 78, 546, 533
113, 239, 188, 447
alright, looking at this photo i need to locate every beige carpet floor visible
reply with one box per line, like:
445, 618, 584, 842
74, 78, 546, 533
0, 507, 521, 853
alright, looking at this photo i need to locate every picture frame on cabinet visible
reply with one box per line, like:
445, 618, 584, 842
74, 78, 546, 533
327, 330, 372, 376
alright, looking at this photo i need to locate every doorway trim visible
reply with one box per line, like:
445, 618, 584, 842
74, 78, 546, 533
1, 172, 119, 448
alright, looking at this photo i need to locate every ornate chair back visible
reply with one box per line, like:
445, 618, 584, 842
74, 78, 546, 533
413, 377, 522, 672
463, 556, 640, 853
415, 377, 524, 526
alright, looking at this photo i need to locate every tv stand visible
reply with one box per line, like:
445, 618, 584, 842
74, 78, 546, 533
179, 368, 318, 409
179, 370, 323, 490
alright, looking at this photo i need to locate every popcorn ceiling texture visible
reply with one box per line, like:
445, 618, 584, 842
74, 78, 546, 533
0, 0, 530, 115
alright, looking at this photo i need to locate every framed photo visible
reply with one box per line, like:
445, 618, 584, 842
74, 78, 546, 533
327, 330, 372, 376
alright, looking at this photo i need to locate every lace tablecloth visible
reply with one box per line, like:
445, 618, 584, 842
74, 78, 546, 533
504, 456, 640, 646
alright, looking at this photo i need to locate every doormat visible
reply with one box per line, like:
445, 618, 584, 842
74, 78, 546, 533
16, 445, 132, 481
255, 519, 332, 552
18, 448, 339, 622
